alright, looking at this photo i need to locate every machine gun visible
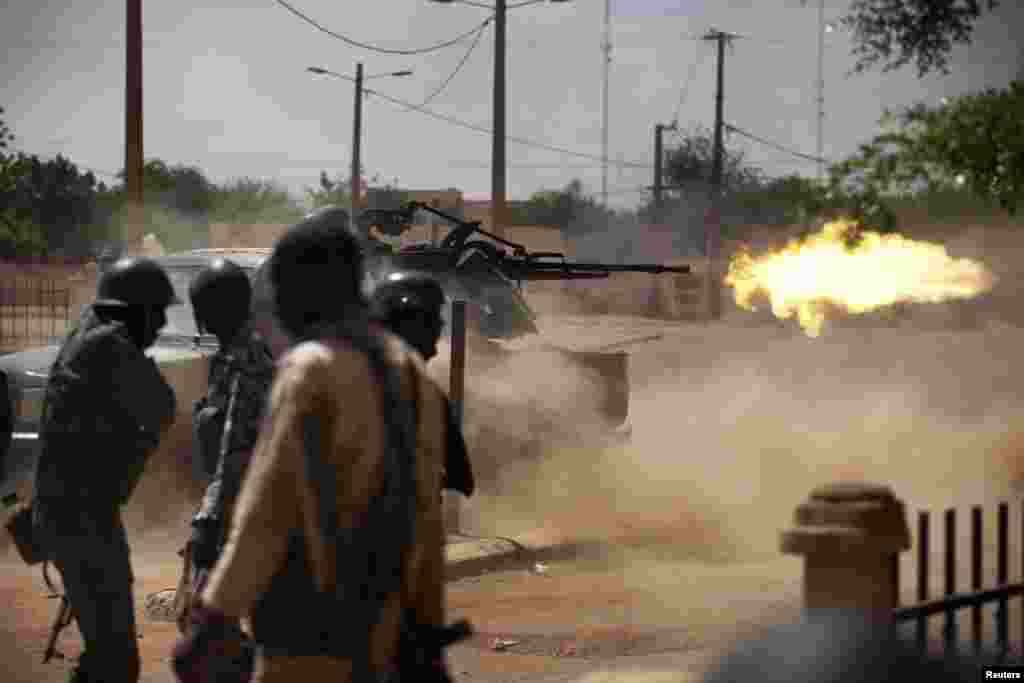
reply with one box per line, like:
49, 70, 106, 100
358, 201, 692, 286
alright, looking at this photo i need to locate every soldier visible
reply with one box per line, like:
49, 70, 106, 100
174, 260, 274, 661
370, 273, 474, 499
32, 257, 179, 683
173, 212, 466, 682
369, 274, 446, 362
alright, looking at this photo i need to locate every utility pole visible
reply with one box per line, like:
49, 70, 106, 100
702, 28, 736, 321
601, 0, 611, 208
351, 62, 364, 226
815, 0, 825, 183
124, 0, 143, 255
492, 0, 507, 239
652, 121, 676, 221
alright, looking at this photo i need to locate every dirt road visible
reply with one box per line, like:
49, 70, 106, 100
0, 545, 802, 683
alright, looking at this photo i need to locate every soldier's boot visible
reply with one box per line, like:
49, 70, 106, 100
67, 658, 97, 683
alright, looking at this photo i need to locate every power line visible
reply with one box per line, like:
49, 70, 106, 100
725, 123, 827, 164
320, 73, 654, 169
419, 19, 491, 107
274, 0, 490, 56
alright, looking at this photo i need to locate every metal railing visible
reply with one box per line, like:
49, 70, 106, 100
0, 278, 74, 353
894, 502, 1024, 662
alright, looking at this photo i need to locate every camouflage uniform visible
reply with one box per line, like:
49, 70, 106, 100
33, 305, 177, 683
177, 324, 274, 634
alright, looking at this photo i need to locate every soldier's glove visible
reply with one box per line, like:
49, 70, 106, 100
171, 603, 246, 683
189, 520, 221, 572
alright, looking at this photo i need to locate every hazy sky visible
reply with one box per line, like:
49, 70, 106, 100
3, 0, 1022, 209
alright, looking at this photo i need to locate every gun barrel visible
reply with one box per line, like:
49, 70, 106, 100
508, 271, 611, 281
500, 260, 691, 281
570, 262, 692, 274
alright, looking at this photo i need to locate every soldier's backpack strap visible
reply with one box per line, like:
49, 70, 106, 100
300, 323, 418, 683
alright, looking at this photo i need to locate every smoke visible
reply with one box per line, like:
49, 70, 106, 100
436, 219, 1024, 573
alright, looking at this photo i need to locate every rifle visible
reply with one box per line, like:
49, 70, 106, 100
42, 562, 74, 663
213, 365, 243, 548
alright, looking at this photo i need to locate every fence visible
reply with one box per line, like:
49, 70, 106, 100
893, 504, 1024, 661
782, 483, 1024, 665
0, 278, 75, 353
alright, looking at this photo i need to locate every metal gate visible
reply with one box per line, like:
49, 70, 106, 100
894, 502, 1024, 662
0, 278, 73, 353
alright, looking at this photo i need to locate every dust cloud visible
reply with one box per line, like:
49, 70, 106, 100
440, 220, 1024, 570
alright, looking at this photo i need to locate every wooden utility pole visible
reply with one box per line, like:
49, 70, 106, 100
351, 62, 364, 224
491, 0, 507, 239
652, 121, 676, 222
601, 0, 611, 208
701, 28, 735, 321
124, 0, 144, 255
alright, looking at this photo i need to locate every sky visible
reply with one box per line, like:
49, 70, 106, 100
3, 0, 1022, 210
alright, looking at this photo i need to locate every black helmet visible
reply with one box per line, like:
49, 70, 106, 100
370, 273, 446, 322
370, 273, 446, 360
96, 257, 180, 309
304, 205, 352, 233
270, 210, 366, 339
189, 258, 252, 338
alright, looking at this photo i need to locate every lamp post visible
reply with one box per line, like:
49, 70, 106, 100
428, 0, 571, 239
308, 65, 413, 227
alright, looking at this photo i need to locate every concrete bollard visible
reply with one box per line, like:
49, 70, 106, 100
781, 482, 911, 622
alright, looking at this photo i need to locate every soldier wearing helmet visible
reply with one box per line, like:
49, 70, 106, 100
31, 257, 179, 683
370, 273, 447, 361
174, 259, 274, 671
371, 273, 474, 499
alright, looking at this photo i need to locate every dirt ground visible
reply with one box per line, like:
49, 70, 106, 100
5, 220, 1024, 681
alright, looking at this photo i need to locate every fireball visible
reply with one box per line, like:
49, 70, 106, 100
725, 219, 996, 337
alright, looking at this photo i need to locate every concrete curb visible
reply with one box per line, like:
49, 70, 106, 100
444, 532, 602, 581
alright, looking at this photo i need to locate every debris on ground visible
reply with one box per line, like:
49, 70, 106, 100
490, 637, 522, 651
143, 589, 179, 623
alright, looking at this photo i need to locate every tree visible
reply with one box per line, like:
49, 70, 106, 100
829, 82, 1024, 215
0, 108, 48, 256
662, 126, 764, 198
209, 178, 304, 224
840, 0, 1000, 77
513, 179, 613, 235
305, 170, 349, 209
304, 167, 398, 210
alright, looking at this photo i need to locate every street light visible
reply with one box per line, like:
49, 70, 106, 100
428, 0, 571, 239
308, 65, 413, 226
